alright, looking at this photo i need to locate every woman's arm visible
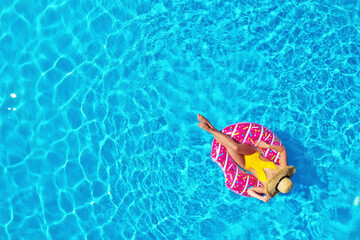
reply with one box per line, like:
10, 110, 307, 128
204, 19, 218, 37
255, 140, 288, 168
247, 187, 271, 202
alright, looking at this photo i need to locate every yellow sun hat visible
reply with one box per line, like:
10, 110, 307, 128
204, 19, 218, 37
265, 166, 296, 197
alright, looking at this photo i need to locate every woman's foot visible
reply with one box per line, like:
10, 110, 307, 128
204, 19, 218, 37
197, 114, 216, 130
198, 122, 213, 133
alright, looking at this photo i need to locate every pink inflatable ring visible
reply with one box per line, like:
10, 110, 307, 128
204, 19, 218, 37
210, 122, 283, 197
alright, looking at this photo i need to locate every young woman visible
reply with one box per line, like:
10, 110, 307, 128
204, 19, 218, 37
197, 114, 295, 202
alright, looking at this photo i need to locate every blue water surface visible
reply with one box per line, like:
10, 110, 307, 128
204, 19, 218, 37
1, 0, 360, 239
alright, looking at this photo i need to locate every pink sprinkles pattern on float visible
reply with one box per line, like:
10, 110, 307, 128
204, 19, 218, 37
210, 122, 282, 197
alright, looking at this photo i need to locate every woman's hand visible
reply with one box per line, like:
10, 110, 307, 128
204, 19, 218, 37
261, 194, 271, 202
255, 140, 270, 149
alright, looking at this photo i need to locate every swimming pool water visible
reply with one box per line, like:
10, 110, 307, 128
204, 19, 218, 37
1, 0, 360, 239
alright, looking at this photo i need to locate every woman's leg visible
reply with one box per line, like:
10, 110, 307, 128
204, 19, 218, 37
226, 148, 246, 169
198, 121, 257, 170
210, 129, 257, 155
197, 116, 257, 155
197, 114, 258, 168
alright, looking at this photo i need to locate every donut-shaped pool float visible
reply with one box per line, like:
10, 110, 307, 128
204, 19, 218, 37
211, 122, 282, 197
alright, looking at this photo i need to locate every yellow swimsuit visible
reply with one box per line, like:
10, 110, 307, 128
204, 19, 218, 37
245, 151, 277, 182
